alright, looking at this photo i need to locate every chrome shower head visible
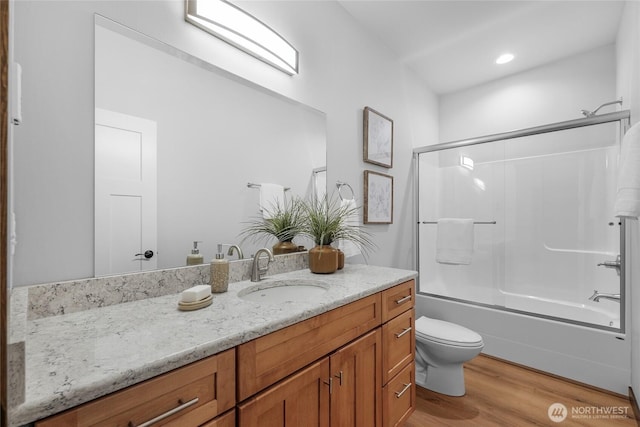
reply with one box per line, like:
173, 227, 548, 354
580, 98, 622, 118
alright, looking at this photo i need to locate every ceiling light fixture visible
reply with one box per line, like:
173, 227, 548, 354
185, 0, 299, 75
495, 53, 515, 65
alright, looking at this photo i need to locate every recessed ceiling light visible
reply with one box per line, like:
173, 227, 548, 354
495, 53, 515, 65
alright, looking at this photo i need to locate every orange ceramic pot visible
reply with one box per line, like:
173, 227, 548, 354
308, 245, 339, 274
272, 240, 299, 255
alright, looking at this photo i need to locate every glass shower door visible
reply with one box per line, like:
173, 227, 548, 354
416, 120, 623, 330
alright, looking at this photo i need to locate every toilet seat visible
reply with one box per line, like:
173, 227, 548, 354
415, 316, 483, 347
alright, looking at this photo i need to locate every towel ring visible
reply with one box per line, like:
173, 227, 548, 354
336, 181, 355, 201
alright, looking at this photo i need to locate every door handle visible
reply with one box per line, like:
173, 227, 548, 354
135, 250, 154, 259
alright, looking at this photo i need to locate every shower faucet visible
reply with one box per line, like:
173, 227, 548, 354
588, 290, 620, 303
597, 255, 621, 276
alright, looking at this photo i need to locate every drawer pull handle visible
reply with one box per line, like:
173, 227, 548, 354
395, 295, 412, 305
395, 383, 412, 398
130, 397, 199, 427
395, 327, 412, 338
335, 370, 343, 385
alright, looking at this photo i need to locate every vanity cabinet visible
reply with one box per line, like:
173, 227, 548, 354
380, 281, 416, 427
238, 330, 381, 427
236, 293, 382, 402
35, 348, 236, 427
33, 279, 415, 427
237, 279, 415, 427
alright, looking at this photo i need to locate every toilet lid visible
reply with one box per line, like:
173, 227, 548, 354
415, 316, 483, 347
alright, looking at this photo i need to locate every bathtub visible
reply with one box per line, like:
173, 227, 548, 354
501, 291, 620, 329
416, 292, 630, 394
422, 281, 620, 330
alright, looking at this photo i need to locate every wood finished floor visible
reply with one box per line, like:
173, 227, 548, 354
406, 355, 637, 426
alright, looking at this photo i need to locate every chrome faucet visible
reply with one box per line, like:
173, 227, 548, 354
227, 244, 244, 260
251, 248, 275, 282
597, 255, 621, 276
588, 290, 621, 303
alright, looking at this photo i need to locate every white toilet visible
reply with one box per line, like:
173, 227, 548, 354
414, 316, 484, 396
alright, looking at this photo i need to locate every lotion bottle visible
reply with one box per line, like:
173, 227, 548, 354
210, 244, 229, 293
187, 241, 204, 265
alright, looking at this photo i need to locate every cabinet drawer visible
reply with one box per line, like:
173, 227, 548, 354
383, 362, 415, 427
201, 408, 236, 427
238, 293, 381, 401
382, 308, 415, 385
381, 280, 415, 323
36, 349, 235, 427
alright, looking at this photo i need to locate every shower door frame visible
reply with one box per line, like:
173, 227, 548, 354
413, 110, 631, 333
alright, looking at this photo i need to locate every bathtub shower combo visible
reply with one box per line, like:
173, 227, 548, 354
414, 109, 632, 393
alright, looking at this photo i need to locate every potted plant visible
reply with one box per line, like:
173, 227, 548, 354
301, 195, 374, 274
240, 197, 306, 255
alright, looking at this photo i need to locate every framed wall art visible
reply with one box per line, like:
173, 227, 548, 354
363, 106, 393, 168
364, 170, 393, 224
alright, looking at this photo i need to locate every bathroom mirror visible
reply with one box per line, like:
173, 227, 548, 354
94, 15, 326, 277
12, 15, 326, 286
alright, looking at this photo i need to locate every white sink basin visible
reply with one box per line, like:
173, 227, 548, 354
238, 279, 329, 304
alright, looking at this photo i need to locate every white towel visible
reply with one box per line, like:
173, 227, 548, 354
337, 198, 361, 258
436, 218, 474, 265
615, 122, 640, 219
259, 183, 285, 219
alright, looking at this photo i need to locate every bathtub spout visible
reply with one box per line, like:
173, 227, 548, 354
588, 290, 620, 303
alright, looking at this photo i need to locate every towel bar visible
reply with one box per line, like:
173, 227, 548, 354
420, 221, 496, 224
247, 183, 291, 191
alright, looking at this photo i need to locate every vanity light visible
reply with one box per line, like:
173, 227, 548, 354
495, 53, 515, 65
185, 0, 299, 75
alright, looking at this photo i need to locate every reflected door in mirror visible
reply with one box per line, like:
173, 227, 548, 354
95, 108, 158, 276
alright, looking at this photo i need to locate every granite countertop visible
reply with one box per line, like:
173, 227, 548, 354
10, 264, 417, 426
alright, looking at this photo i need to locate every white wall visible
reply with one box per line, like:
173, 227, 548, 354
616, 0, 640, 396
11, 1, 438, 286
439, 45, 616, 142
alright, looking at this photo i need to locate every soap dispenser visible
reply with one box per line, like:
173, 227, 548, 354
210, 244, 229, 293
187, 241, 204, 265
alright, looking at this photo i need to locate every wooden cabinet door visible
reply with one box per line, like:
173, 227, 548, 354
238, 358, 330, 427
330, 329, 382, 427
200, 409, 236, 427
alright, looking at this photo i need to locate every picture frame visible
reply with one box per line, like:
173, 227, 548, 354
364, 170, 393, 224
363, 106, 393, 168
